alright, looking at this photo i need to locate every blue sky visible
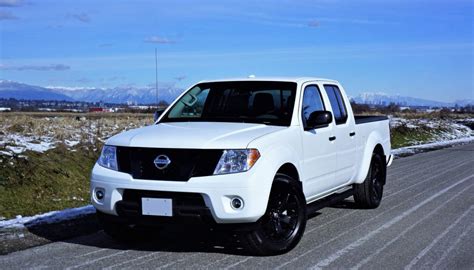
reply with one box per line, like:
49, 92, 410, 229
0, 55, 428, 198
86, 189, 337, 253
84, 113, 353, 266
0, 0, 473, 102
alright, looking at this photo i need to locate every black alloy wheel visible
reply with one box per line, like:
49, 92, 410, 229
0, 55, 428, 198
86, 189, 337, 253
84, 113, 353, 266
241, 173, 307, 255
354, 153, 386, 209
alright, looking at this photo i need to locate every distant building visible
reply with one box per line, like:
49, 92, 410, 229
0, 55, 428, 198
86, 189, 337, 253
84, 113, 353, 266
89, 107, 105, 113
0, 107, 11, 112
89, 107, 116, 113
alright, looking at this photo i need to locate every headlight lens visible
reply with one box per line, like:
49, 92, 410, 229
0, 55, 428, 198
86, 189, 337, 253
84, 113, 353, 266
213, 149, 260, 175
98, 145, 118, 171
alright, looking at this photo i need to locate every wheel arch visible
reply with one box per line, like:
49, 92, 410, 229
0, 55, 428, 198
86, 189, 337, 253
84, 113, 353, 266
354, 139, 387, 184
276, 162, 302, 188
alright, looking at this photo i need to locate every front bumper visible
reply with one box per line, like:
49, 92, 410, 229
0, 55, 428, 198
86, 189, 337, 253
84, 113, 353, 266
90, 162, 273, 224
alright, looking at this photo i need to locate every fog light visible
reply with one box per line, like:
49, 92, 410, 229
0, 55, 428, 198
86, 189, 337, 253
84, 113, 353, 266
95, 189, 105, 201
231, 197, 244, 210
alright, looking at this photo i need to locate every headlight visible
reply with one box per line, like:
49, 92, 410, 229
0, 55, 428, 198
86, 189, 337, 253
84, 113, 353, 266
98, 145, 118, 171
213, 149, 260, 175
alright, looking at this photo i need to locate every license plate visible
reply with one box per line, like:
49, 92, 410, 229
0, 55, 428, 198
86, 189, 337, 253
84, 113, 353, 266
141, 198, 173, 217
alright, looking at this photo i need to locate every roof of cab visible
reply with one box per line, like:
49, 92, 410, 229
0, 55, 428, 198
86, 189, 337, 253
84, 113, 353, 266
198, 76, 339, 84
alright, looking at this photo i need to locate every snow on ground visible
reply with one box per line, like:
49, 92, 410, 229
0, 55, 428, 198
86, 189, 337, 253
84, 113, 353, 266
389, 116, 473, 145
0, 114, 150, 157
64, 140, 80, 147
391, 136, 474, 157
0, 205, 95, 229
3, 134, 56, 154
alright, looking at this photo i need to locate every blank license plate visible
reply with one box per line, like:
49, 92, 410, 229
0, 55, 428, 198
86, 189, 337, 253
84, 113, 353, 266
141, 198, 173, 217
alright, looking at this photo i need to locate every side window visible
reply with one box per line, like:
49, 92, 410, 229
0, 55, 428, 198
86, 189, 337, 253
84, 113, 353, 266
301, 85, 325, 127
324, 85, 348, 125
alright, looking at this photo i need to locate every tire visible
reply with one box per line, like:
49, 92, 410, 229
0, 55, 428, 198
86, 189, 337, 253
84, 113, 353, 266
353, 152, 386, 209
97, 212, 151, 243
241, 173, 307, 255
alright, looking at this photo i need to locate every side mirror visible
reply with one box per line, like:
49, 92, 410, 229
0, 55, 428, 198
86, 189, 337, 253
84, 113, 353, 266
153, 109, 165, 122
305, 110, 333, 130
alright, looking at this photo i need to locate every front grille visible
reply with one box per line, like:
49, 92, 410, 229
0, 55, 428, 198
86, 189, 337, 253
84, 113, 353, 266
116, 147, 223, 181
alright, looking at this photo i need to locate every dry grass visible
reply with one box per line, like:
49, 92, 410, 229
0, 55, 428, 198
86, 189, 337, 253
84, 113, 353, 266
0, 112, 152, 145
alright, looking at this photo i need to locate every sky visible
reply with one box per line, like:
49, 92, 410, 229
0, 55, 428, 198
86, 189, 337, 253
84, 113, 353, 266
0, 0, 473, 102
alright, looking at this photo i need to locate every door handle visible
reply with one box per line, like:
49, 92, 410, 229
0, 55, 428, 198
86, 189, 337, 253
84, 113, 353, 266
349, 131, 356, 137
329, 136, 336, 141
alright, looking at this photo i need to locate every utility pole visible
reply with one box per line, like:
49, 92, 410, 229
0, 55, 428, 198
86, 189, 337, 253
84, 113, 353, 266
155, 48, 159, 108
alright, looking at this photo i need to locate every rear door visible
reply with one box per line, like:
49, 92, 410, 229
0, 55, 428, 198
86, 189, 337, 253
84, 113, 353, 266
323, 84, 357, 185
299, 83, 337, 198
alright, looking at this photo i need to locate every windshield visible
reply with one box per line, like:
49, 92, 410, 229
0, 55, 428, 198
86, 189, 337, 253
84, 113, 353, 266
161, 81, 297, 126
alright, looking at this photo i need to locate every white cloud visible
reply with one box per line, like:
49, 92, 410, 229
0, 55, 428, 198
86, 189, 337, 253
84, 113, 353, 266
144, 36, 175, 44
0, 10, 17, 20
69, 13, 90, 23
0, 64, 71, 71
0, 0, 23, 7
307, 20, 320, 27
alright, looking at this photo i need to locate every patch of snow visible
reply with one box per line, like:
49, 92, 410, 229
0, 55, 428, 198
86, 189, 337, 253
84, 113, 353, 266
0, 150, 13, 156
392, 137, 474, 157
65, 140, 80, 147
6, 146, 26, 154
4, 134, 56, 154
0, 205, 95, 229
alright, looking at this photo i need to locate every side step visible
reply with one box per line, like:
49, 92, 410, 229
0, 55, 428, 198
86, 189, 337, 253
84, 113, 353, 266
306, 189, 354, 216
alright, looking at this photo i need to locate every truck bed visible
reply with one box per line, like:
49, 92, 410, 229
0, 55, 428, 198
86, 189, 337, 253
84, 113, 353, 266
354, 115, 388, 124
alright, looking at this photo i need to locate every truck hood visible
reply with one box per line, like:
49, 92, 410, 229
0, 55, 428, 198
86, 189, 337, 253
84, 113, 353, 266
106, 122, 286, 149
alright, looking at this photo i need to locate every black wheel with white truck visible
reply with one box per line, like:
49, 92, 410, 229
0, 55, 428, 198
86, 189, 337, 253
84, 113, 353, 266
91, 77, 393, 255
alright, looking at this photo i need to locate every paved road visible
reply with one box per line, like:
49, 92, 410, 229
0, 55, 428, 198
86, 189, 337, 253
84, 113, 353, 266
1, 143, 474, 269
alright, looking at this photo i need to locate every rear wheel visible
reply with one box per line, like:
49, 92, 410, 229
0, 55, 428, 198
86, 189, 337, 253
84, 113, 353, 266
241, 173, 307, 255
353, 153, 386, 208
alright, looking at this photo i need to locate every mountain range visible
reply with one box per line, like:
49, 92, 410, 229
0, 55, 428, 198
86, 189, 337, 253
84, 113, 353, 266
0, 80, 472, 107
351, 92, 473, 107
0, 80, 183, 104
49, 85, 183, 104
0, 80, 74, 102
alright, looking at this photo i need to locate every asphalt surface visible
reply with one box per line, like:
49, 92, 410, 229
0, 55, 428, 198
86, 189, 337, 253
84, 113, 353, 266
1, 143, 473, 269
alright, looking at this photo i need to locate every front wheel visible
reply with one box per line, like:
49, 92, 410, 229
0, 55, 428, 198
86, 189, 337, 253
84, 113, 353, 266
353, 153, 386, 209
241, 173, 307, 255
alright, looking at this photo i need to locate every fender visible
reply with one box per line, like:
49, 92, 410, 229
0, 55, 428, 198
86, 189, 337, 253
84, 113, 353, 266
354, 131, 386, 184
247, 130, 303, 209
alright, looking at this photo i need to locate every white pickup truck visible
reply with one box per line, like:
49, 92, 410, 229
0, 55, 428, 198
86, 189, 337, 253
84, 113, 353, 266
91, 77, 392, 255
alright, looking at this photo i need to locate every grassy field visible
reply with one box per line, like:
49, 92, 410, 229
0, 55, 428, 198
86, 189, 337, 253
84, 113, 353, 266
0, 112, 472, 219
0, 144, 98, 219
0, 113, 151, 219
389, 113, 473, 148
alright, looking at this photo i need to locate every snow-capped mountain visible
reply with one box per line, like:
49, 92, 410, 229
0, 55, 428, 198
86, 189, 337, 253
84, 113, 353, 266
51, 85, 183, 104
0, 80, 183, 104
351, 92, 453, 107
0, 80, 74, 101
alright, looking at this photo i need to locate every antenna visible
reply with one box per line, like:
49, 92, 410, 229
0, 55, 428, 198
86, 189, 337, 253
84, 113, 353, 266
155, 48, 159, 107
